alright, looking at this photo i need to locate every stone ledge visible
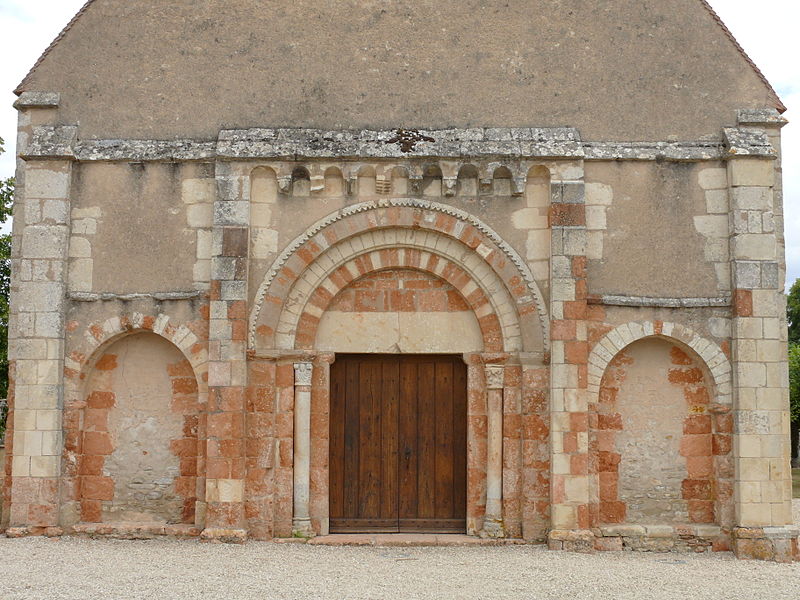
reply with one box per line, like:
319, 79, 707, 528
72, 522, 201, 539
13, 92, 60, 109
200, 528, 247, 544
68, 291, 204, 302
723, 128, 777, 159
307, 534, 528, 547
589, 294, 731, 308
737, 109, 788, 128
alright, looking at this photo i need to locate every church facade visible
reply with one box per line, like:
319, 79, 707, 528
3, 0, 797, 561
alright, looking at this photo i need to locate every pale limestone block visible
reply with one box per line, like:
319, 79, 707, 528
738, 457, 771, 481
693, 215, 728, 238
251, 203, 273, 227
34, 312, 62, 338
737, 362, 766, 387
36, 409, 60, 431
766, 363, 789, 388
207, 361, 231, 387
762, 211, 775, 233
552, 452, 571, 474
733, 234, 776, 261
71, 206, 101, 219
563, 389, 581, 412
12, 456, 30, 477
737, 387, 757, 411
739, 481, 762, 503
728, 159, 774, 187
585, 205, 607, 230
30, 455, 59, 477
737, 317, 762, 338
551, 256, 572, 278
551, 340, 565, 365
42, 199, 69, 224
738, 434, 761, 458
707, 317, 731, 339
550, 505, 577, 530
714, 263, 731, 290
215, 478, 244, 503
697, 167, 727, 190
737, 339, 757, 362
68, 258, 93, 292
584, 182, 613, 205
760, 436, 784, 460
15, 339, 48, 360
762, 317, 781, 340
751, 290, 779, 318
705, 189, 728, 214
68, 236, 91, 258
770, 502, 792, 526
586, 231, 603, 260
251, 228, 279, 260
564, 476, 589, 503
15, 360, 38, 385
25, 199, 42, 225
47, 340, 62, 360
196, 229, 212, 259
562, 229, 586, 256
72, 218, 97, 235
26, 168, 70, 199
40, 430, 61, 456
230, 361, 247, 387
14, 409, 37, 431
193, 259, 211, 283
551, 278, 576, 302
756, 340, 782, 362
732, 187, 772, 211
37, 359, 61, 385
187, 203, 213, 228
22, 226, 68, 259
511, 208, 548, 230
181, 178, 216, 205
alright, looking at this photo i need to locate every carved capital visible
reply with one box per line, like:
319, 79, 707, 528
294, 362, 313, 387
484, 365, 505, 390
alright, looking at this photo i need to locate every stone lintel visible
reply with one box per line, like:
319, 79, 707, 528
68, 291, 203, 302
21, 126, 77, 160
13, 91, 60, 110
723, 127, 777, 159
582, 141, 722, 161
589, 294, 732, 308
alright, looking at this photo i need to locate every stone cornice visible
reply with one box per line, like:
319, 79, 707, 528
20, 125, 778, 162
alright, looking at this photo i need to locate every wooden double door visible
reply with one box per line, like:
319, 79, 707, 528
330, 354, 467, 533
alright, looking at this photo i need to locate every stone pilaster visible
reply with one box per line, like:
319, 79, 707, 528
547, 171, 593, 552
727, 145, 798, 562
4, 93, 70, 533
292, 362, 313, 536
482, 364, 504, 537
202, 161, 250, 542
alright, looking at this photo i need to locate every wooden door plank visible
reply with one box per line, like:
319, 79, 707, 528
359, 358, 382, 518
453, 359, 468, 520
329, 358, 346, 520
398, 358, 418, 520
343, 357, 360, 518
416, 359, 436, 519
434, 359, 455, 519
380, 358, 399, 521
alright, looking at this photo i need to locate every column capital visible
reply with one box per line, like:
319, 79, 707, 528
484, 365, 505, 390
294, 362, 313, 387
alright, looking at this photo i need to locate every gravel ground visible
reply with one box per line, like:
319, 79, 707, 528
1, 533, 798, 600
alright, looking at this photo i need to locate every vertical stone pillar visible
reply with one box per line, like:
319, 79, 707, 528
483, 364, 504, 537
292, 362, 313, 536
548, 172, 593, 552
727, 142, 799, 561
5, 93, 71, 534
202, 162, 250, 542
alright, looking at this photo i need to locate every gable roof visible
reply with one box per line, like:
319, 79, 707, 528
13, 0, 787, 141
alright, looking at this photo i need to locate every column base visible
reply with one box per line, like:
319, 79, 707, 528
292, 518, 315, 538
200, 528, 248, 544
481, 518, 505, 539
548, 529, 595, 553
732, 526, 800, 563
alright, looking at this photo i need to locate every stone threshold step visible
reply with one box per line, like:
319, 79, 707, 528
297, 534, 529, 547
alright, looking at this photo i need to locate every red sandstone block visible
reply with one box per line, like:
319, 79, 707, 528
595, 430, 615, 453
714, 413, 733, 434
174, 476, 197, 498
86, 391, 115, 409
81, 500, 102, 523
180, 457, 198, 477
83, 431, 113, 455
670, 347, 693, 366
172, 377, 199, 396
683, 386, 710, 405
167, 359, 195, 377
686, 456, 714, 479
83, 408, 108, 432
564, 341, 589, 364
599, 501, 626, 524
171, 437, 199, 458
598, 451, 621, 473
551, 320, 577, 341
712, 434, 732, 455
599, 472, 618, 501
79, 455, 105, 476
563, 301, 588, 321
668, 368, 704, 385
570, 454, 588, 475
680, 434, 712, 457
523, 415, 549, 441
733, 289, 753, 317
550, 203, 586, 227
688, 500, 715, 523
275, 364, 294, 387
569, 412, 588, 432
597, 413, 623, 430
682, 479, 713, 501
684, 415, 712, 435
82, 476, 115, 501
